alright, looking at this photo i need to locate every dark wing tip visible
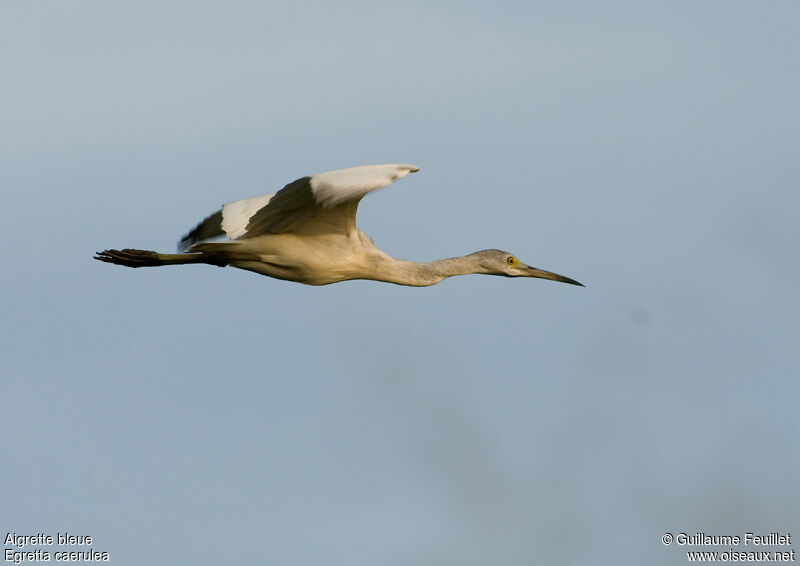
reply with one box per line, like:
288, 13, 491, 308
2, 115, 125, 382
178, 209, 223, 252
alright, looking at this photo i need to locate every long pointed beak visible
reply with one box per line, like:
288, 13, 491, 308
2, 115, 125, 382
522, 265, 584, 287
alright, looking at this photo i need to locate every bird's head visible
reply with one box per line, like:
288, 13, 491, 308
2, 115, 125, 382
473, 249, 584, 286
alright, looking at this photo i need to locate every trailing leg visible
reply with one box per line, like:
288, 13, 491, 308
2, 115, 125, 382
94, 248, 228, 268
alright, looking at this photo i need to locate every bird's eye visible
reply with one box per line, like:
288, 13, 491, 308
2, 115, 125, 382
507, 256, 517, 266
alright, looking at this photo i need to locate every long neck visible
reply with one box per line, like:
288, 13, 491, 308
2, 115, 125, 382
368, 253, 485, 287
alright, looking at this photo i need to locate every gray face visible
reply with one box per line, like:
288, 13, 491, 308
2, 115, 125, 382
474, 249, 520, 275
474, 249, 584, 286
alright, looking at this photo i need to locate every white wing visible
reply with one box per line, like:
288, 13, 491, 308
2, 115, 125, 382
178, 163, 419, 250
220, 194, 274, 239
309, 163, 420, 208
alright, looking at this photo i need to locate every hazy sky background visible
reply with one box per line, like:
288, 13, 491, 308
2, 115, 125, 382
2, 2, 798, 564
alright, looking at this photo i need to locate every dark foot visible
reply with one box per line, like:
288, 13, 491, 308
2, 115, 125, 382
94, 249, 161, 267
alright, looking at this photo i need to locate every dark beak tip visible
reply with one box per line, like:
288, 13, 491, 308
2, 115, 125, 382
525, 266, 584, 287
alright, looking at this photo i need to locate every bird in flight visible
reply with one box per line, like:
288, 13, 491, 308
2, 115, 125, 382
95, 164, 583, 287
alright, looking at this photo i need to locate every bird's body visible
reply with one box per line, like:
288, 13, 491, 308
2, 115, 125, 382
96, 164, 583, 288
199, 230, 403, 286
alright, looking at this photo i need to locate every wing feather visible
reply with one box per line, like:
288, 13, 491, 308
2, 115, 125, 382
178, 210, 223, 251
243, 163, 418, 237
221, 194, 274, 239
177, 194, 274, 251
177, 163, 419, 248
309, 163, 419, 208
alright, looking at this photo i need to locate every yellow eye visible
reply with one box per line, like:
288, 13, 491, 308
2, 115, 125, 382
507, 256, 517, 266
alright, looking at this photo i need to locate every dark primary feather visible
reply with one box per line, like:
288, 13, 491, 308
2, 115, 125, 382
178, 210, 223, 252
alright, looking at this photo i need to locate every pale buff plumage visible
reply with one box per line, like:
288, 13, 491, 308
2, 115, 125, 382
96, 164, 582, 288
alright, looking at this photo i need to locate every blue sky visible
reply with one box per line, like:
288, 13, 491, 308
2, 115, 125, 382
2, 2, 798, 564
